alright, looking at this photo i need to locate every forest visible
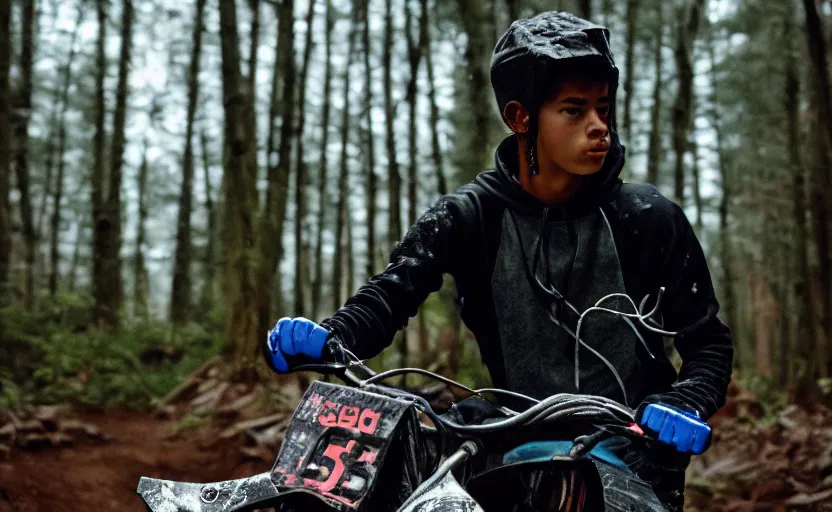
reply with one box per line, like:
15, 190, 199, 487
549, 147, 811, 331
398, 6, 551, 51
1, 0, 832, 509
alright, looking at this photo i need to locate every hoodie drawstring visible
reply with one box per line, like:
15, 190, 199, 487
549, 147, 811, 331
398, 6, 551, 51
508, 207, 678, 408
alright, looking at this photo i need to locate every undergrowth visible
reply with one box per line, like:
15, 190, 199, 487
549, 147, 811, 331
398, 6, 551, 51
0, 292, 224, 412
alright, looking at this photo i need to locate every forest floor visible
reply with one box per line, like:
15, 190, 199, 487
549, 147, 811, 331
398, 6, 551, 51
0, 410, 271, 511
0, 382, 831, 511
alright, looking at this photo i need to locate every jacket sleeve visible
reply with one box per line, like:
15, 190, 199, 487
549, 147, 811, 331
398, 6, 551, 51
644, 202, 734, 421
319, 195, 474, 360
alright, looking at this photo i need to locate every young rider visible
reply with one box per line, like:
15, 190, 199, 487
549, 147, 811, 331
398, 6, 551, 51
264, 11, 733, 510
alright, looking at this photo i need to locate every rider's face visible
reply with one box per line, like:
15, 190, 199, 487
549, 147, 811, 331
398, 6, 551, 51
536, 81, 611, 177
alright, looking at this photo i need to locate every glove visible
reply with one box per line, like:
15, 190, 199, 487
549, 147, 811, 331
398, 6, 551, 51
265, 317, 330, 373
637, 403, 712, 455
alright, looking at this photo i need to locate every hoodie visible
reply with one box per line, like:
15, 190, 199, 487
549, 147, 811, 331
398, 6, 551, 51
320, 12, 733, 422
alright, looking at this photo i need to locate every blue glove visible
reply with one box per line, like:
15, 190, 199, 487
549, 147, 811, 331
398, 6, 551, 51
638, 403, 712, 455
265, 317, 329, 373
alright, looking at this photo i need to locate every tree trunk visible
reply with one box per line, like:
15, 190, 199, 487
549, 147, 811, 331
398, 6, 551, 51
259, 0, 294, 333
505, 0, 519, 22
294, 0, 316, 317
0, 0, 10, 308
361, 0, 377, 279
47, 4, 83, 298
752, 267, 773, 378
246, 0, 260, 185
802, 0, 832, 378
707, 25, 739, 367
219, 0, 261, 369
783, 9, 816, 385
646, 1, 663, 185
423, 0, 446, 196
13, 0, 36, 310
406, 0, 425, 226
346, 191, 354, 298
384, 0, 402, 249
671, 0, 705, 205
170, 0, 206, 324
333, 5, 360, 312
578, 0, 591, 20
199, 130, 216, 314
455, 0, 494, 183
622, 0, 638, 144
406, 0, 428, 370
134, 143, 149, 320
248, 0, 259, 100
312, 0, 333, 320
91, 0, 110, 327
98, 0, 133, 330
691, 139, 703, 229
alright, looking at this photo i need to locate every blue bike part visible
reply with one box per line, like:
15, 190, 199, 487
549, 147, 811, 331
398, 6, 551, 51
266, 317, 329, 373
640, 403, 711, 455
502, 440, 629, 469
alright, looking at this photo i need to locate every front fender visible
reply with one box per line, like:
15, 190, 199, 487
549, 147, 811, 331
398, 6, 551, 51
137, 472, 280, 512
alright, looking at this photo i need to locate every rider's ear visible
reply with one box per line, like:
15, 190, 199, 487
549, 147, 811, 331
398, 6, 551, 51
503, 101, 530, 134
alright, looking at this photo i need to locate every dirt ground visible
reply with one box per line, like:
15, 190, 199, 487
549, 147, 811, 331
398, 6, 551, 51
0, 410, 272, 511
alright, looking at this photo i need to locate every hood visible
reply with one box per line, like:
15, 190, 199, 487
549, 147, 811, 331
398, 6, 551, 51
475, 135, 625, 219
482, 11, 625, 219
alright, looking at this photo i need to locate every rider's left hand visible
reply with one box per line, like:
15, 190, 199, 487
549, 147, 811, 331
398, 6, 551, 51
636, 402, 712, 455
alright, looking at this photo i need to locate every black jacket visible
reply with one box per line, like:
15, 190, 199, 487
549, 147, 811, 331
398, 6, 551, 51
322, 135, 733, 420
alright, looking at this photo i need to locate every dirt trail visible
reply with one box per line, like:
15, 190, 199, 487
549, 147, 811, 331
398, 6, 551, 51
0, 410, 271, 511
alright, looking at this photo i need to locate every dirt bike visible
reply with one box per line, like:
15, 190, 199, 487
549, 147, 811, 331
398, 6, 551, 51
137, 360, 668, 511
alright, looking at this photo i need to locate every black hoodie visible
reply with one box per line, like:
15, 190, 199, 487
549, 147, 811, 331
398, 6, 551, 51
319, 13, 733, 422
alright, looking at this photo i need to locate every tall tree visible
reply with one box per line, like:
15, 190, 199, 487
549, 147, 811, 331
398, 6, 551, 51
260, 0, 295, 331
0, 0, 10, 308
333, 4, 360, 312
783, 8, 814, 384
707, 23, 738, 364
671, 0, 705, 204
248, 0, 260, 99
690, 139, 703, 229
219, 0, 261, 368
47, 4, 84, 297
578, 0, 591, 19
246, 0, 260, 180
294, 0, 317, 317
383, 0, 402, 249
199, 129, 216, 314
98, 0, 134, 330
622, 0, 638, 143
13, 0, 36, 310
312, 0, 333, 319
361, 0, 377, 279
91, 0, 110, 328
423, 0, 446, 196
505, 0, 519, 22
646, 1, 663, 185
802, 0, 832, 377
455, 0, 496, 182
170, 0, 206, 324
133, 142, 150, 320
405, 0, 424, 226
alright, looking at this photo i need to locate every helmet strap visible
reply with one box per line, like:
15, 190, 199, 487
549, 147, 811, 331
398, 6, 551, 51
525, 115, 539, 176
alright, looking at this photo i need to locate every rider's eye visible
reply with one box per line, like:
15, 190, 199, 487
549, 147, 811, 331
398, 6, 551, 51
597, 106, 610, 116
563, 107, 582, 116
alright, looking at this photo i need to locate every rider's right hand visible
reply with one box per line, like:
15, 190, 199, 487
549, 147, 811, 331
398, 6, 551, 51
264, 317, 330, 373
